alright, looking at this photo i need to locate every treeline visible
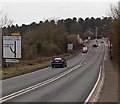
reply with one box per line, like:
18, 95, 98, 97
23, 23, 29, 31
2, 17, 111, 60
3, 17, 111, 38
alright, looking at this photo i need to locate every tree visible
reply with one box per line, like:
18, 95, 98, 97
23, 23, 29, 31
109, 3, 120, 63
0, 12, 13, 68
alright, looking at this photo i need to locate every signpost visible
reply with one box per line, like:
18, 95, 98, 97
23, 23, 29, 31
2, 33, 21, 71
3, 36, 21, 59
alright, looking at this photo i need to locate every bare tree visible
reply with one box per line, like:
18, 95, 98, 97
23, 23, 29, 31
110, 4, 120, 19
0, 12, 13, 28
0, 12, 13, 69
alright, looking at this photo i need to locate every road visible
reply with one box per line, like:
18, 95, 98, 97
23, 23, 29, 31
2, 40, 105, 103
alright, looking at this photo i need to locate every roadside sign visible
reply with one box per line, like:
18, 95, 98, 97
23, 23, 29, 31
5, 59, 19, 63
68, 44, 73, 51
3, 36, 21, 58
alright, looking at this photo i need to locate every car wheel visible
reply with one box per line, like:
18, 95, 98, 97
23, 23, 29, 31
62, 64, 65, 68
52, 65, 54, 68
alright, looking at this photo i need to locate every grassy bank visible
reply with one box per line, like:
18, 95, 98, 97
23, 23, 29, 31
2, 50, 81, 79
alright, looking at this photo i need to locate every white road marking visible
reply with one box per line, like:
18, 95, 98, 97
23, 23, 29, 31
84, 65, 102, 104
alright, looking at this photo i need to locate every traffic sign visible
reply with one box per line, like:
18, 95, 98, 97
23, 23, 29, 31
68, 44, 73, 51
3, 36, 21, 58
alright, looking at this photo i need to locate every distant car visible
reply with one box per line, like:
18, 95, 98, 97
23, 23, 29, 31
84, 39, 88, 43
82, 46, 88, 53
101, 41, 104, 43
51, 57, 67, 68
82, 44, 86, 47
93, 43, 98, 47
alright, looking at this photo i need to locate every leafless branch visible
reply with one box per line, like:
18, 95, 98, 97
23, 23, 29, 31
0, 11, 13, 28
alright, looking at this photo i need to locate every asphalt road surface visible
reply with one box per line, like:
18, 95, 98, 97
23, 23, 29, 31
2, 40, 105, 103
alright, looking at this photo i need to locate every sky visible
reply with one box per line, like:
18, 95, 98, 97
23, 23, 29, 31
1, 0, 119, 26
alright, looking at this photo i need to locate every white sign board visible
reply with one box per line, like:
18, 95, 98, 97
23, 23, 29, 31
68, 44, 73, 50
3, 36, 21, 58
5, 59, 19, 63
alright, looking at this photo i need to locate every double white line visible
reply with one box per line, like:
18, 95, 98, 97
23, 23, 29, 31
0, 57, 85, 102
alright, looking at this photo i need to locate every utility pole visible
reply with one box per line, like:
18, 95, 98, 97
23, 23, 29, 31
95, 27, 98, 39
118, 1, 120, 11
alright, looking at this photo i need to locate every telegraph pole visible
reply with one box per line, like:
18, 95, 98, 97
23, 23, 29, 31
95, 27, 98, 39
118, 1, 120, 11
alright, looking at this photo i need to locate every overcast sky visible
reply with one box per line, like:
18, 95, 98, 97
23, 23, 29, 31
1, 0, 119, 26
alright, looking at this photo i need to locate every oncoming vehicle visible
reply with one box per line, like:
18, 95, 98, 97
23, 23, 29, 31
101, 41, 104, 43
51, 57, 67, 68
82, 46, 88, 53
93, 39, 99, 47
93, 44, 98, 47
82, 44, 88, 53
93, 42, 98, 47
